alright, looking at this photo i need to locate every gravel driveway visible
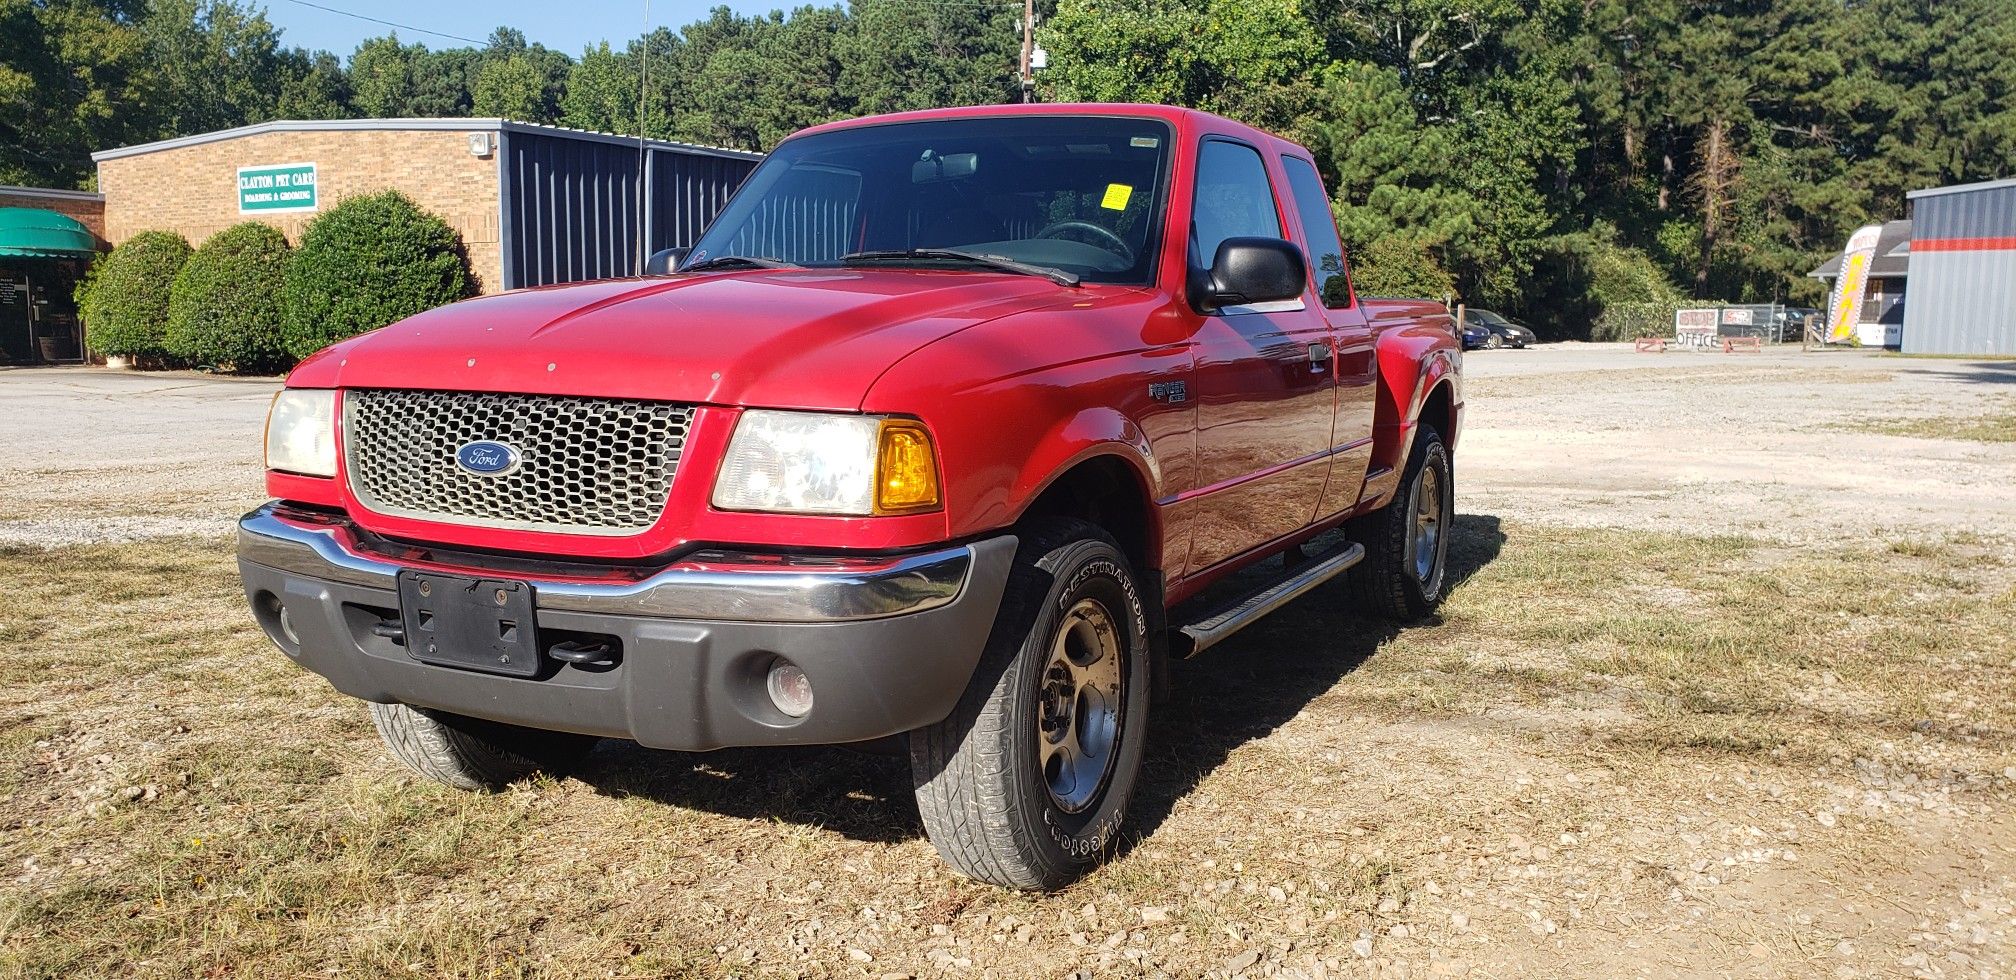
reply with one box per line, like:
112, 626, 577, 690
0, 367, 274, 545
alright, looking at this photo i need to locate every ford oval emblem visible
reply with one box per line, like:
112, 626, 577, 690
455, 440, 521, 477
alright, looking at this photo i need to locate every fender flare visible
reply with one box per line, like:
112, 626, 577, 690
1002, 406, 1164, 555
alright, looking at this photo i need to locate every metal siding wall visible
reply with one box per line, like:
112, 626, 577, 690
1914, 184, 2016, 241
1904, 184, 2016, 355
504, 135, 755, 288
504, 133, 642, 289
647, 151, 758, 252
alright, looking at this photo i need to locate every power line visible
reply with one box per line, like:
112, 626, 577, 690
279, 0, 487, 46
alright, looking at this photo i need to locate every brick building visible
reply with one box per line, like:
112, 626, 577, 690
91, 118, 761, 296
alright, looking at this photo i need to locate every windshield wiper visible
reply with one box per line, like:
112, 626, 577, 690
841, 248, 1080, 287
682, 255, 801, 272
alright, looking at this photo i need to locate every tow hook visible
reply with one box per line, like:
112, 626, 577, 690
549, 639, 619, 669
370, 620, 405, 646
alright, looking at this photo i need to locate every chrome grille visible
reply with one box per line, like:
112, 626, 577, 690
342, 390, 692, 535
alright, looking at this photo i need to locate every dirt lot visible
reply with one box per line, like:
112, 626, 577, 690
3, 347, 2014, 978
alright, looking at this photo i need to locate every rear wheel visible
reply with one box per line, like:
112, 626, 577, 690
910, 518, 1151, 891
369, 702, 597, 791
1347, 425, 1453, 621
1486, 333, 1503, 349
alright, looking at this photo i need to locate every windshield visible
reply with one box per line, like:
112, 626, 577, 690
685, 115, 1174, 285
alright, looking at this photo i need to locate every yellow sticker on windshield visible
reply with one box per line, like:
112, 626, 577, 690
1101, 183, 1133, 211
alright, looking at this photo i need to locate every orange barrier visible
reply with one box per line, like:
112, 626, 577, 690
1635, 337, 1667, 352
1722, 336, 1762, 353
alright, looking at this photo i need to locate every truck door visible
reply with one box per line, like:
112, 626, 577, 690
1177, 137, 1337, 575
1280, 156, 1376, 520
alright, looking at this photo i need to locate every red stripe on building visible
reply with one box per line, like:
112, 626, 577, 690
1914, 236, 2016, 252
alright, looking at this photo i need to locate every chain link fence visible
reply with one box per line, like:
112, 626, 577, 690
1668, 304, 1815, 348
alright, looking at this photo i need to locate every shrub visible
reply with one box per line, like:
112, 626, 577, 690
164, 223, 293, 372
1350, 235, 1455, 300
282, 191, 468, 359
1587, 238, 1686, 341
81, 231, 192, 360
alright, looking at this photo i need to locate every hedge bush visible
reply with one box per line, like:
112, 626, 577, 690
81, 231, 192, 360
1588, 238, 1686, 341
282, 191, 468, 359
164, 223, 293, 372
1350, 235, 1455, 300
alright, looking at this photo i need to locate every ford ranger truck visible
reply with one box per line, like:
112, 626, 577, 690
238, 104, 1463, 892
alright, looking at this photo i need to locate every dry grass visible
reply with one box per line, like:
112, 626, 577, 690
3, 522, 2014, 978
1859, 405, 2016, 443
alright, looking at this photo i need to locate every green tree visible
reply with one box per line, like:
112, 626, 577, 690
560, 42, 636, 133
0, 0, 150, 186
347, 34, 419, 117
471, 27, 568, 122
839, 0, 1019, 115
276, 49, 351, 118
282, 191, 467, 358
1042, 0, 1325, 135
137, 0, 289, 135
164, 222, 292, 371
473, 53, 547, 119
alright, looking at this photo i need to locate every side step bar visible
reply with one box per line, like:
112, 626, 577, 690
1171, 541, 1365, 658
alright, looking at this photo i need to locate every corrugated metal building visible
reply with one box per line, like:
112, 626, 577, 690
92, 119, 761, 294
1903, 177, 2016, 355
499, 124, 760, 289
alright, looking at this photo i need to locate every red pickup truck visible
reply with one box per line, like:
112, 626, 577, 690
239, 103, 1462, 891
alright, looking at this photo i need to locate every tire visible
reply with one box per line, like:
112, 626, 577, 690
1486, 334, 1503, 349
1347, 424, 1454, 621
368, 701, 597, 791
910, 518, 1152, 891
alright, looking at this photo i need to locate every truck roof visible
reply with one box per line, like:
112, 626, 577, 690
789, 102, 1307, 159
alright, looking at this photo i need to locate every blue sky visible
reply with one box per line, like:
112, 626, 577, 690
265, 0, 788, 56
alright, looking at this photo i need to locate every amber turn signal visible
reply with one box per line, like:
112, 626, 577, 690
874, 419, 941, 513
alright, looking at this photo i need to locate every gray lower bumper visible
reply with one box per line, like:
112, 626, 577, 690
237, 503, 1016, 751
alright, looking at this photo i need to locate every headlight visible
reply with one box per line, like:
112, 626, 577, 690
265, 388, 338, 477
712, 410, 941, 516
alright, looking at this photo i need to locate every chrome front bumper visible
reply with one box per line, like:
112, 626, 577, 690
237, 502, 978, 623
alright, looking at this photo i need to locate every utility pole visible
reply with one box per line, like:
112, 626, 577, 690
1019, 0, 1034, 103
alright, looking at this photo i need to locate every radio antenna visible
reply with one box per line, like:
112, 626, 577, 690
635, 0, 652, 275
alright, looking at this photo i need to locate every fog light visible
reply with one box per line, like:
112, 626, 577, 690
766, 660, 814, 718
277, 604, 301, 646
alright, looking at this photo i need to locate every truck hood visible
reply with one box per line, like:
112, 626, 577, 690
288, 269, 1077, 409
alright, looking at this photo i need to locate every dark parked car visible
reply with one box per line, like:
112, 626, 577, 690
1771, 307, 1822, 342
1460, 321, 1491, 350
1466, 309, 1536, 348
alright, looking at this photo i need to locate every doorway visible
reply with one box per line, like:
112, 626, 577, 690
0, 261, 86, 364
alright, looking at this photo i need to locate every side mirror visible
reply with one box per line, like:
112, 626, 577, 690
1190, 237, 1307, 313
645, 247, 689, 276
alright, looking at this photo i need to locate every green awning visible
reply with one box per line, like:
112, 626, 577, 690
0, 207, 98, 258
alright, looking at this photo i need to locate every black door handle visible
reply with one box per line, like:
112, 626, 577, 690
1307, 341, 1332, 372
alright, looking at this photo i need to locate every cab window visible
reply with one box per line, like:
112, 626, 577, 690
1190, 140, 1281, 267
1282, 157, 1352, 308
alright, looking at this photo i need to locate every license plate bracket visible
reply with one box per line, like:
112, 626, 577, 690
397, 571, 541, 677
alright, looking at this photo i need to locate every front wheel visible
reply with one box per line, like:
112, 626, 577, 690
369, 702, 597, 791
910, 518, 1151, 891
1347, 425, 1454, 621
